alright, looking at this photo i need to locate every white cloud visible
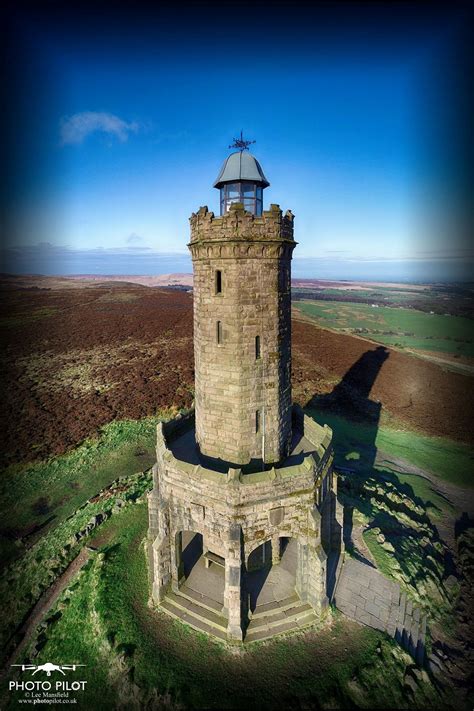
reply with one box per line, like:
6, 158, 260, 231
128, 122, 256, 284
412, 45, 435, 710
126, 232, 144, 245
60, 112, 139, 146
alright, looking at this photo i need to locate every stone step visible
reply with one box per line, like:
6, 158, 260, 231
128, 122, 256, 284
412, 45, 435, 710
178, 585, 224, 616
251, 593, 300, 619
161, 592, 318, 644
245, 611, 318, 643
247, 602, 314, 632
165, 591, 227, 633
160, 598, 228, 641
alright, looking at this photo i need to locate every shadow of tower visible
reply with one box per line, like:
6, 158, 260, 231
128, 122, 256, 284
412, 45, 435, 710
306, 346, 390, 570
312, 345, 389, 422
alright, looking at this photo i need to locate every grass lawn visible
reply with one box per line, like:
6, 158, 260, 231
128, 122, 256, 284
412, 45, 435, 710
0, 417, 159, 543
307, 408, 473, 490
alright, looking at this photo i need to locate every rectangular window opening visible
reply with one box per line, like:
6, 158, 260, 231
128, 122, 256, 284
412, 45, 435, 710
255, 335, 261, 360
215, 270, 222, 294
216, 320, 222, 344
255, 409, 260, 433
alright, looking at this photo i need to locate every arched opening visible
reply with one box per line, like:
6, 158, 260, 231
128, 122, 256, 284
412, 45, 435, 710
248, 539, 272, 572
278, 536, 297, 578
176, 531, 225, 607
246, 537, 298, 613
181, 531, 203, 577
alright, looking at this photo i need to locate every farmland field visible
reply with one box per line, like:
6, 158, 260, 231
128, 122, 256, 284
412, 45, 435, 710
294, 299, 474, 360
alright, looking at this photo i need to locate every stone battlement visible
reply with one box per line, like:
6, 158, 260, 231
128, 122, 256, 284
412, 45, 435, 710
154, 407, 333, 493
189, 203, 295, 249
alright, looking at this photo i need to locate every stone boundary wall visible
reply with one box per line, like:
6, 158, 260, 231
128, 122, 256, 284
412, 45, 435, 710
334, 557, 427, 664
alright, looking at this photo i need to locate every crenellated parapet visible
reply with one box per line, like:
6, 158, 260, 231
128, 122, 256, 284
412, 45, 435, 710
188, 203, 296, 261
153, 410, 334, 496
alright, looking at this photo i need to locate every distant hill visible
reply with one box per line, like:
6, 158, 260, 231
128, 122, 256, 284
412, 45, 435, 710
0, 273, 194, 290
66, 273, 194, 287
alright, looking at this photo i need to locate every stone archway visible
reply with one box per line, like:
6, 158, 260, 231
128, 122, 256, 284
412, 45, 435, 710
174, 530, 225, 608
246, 536, 299, 613
181, 531, 203, 578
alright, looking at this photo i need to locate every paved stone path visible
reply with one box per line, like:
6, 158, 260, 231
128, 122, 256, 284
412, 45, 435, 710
334, 556, 427, 663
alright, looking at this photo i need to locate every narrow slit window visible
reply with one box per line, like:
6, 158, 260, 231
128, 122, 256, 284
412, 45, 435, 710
255, 410, 260, 433
216, 320, 222, 344
215, 270, 222, 294
255, 335, 261, 360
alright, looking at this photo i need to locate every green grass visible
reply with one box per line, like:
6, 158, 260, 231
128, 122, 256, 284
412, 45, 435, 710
0, 470, 152, 660
5, 559, 118, 711
385, 471, 453, 518
294, 287, 432, 301
18, 504, 440, 710
307, 408, 473, 489
305, 409, 465, 617
0, 417, 159, 542
295, 300, 474, 358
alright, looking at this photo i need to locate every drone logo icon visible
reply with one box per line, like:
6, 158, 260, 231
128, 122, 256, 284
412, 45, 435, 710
11, 663, 86, 677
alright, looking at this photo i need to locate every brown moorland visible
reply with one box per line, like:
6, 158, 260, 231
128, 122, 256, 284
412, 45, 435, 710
1, 277, 472, 467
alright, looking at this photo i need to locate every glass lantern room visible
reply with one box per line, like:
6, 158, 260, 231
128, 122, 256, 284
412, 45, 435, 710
220, 182, 263, 216
214, 150, 269, 216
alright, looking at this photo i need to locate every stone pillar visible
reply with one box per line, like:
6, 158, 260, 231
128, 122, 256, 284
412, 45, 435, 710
306, 544, 328, 613
333, 474, 345, 553
171, 529, 185, 592
223, 523, 244, 642
295, 506, 328, 613
151, 501, 171, 603
308, 506, 328, 612
272, 534, 281, 565
147, 470, 160, 538
295, 540, 308, 600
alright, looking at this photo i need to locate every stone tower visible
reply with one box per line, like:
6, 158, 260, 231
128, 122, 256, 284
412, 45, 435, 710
147, 142, 343, 643
191, 203, 294, 465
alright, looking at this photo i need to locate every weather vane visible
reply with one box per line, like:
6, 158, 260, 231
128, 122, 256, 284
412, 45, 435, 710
229, 130, 255, 151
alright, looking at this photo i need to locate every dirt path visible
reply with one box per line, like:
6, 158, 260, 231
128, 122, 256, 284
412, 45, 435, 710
352, 524, 377, 565
0, 548, 90, 679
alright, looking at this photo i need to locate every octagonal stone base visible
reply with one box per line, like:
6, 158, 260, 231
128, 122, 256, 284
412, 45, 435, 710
147, 406, 343, 643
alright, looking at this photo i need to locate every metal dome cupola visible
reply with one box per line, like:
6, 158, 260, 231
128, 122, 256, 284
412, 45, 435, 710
214, 132, 269, 216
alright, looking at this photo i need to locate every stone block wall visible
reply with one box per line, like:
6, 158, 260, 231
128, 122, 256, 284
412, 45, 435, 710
189, 203, 296, 465
334, 557, 428, 664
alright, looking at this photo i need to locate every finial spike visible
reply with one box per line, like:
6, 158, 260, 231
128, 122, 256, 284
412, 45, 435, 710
229, 130, 256, 151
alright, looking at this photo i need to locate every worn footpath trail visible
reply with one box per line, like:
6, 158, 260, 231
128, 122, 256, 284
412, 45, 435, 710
0, 548, 90, 679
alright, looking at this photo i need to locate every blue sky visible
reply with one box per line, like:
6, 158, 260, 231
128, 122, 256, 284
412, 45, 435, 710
4, 2, 472, 280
